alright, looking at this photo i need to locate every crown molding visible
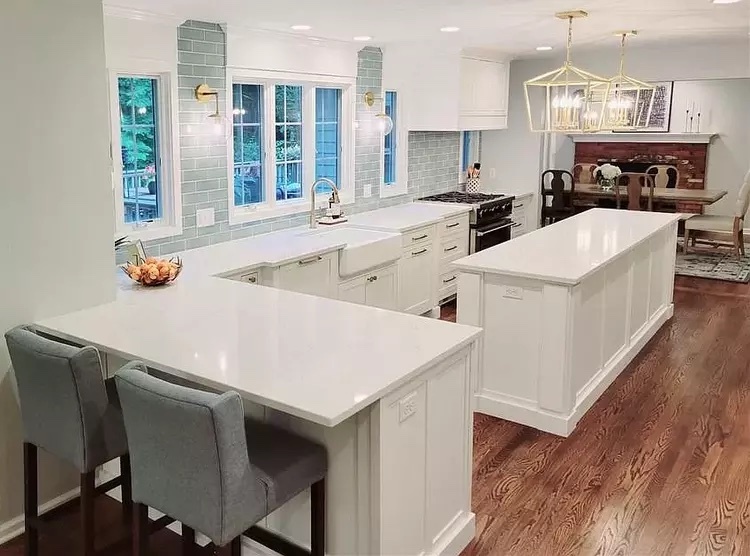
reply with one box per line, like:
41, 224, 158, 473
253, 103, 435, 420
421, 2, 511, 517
568, 132, 718, 144
224, 24, 361, 52
103, 4, 183, 26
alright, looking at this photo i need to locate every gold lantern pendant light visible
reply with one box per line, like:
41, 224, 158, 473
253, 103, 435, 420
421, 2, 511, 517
600, 31, 656, 131
524, 11, 609, 133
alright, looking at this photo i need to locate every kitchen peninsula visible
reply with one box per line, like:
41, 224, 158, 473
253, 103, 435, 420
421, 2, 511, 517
33, 223, 482, 556
455, 209, 681, 436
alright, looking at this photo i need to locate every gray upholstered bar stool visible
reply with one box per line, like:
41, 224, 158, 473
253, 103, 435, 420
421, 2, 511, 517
4, 326, 132, 556
114, 363, 328, 556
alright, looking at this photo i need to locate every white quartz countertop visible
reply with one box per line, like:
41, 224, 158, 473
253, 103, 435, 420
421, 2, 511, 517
346, 202, 471, 232
453, 209, 681, 285
36, 277, 481, 427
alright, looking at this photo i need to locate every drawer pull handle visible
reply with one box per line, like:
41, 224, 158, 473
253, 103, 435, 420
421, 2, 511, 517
412, 234, 428, 242
244, 276, 257, 283
444, 245, 458, 252
367, 275, 378, 283
298, 256, 323, 266
443, 276, 457, 284
412, 248, 428, 256
446, 222, 460, 229
512, 222, 522, 228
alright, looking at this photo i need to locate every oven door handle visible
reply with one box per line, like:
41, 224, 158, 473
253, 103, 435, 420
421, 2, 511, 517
475, 221, 513, 237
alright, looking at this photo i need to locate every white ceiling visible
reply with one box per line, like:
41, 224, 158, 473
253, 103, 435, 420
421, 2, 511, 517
106, 0, 750, 57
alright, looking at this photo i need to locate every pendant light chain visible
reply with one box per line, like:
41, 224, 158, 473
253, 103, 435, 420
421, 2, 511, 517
565, 16, 574, 67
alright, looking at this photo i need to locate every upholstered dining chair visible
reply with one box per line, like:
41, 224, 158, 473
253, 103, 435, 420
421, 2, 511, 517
115, 364, 328, 556
684, 170, 750, 257
573, 163, 597, 185
540, 169, 576, 226
4, 326, 132, 556
615, 173, 655, 211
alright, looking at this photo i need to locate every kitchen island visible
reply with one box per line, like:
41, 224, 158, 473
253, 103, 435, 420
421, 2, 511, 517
454, 209, 681, 436
35, 268, 481, 555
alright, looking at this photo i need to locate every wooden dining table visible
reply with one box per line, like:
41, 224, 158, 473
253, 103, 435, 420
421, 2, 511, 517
574, 183, 728, 206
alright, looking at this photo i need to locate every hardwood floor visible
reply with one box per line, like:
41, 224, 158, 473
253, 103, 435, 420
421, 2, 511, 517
2, 276, 748, 555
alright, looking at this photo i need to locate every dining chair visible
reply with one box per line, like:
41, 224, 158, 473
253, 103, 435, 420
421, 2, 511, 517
540, 169, 575, 226
646, 164, 680, 189
573, 163, 597, 185
615, 173, 655, 211
684, 169, 750, 257
115, 363, 328, 556
4, 326, 132, 556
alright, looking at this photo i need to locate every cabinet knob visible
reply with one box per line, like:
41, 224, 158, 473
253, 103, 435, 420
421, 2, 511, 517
367, 275, 378, 283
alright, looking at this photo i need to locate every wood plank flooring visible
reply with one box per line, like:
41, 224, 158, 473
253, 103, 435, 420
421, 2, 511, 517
1, 276, 748, 555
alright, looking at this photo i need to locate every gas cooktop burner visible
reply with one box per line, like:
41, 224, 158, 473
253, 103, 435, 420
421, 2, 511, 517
420, 192, 508, 204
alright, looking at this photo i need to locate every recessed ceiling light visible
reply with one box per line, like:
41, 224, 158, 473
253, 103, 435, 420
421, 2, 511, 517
712, 0, 742, 3
291, 24, 312, 31
353, 36, 372, 41
440, 26, 460, 33
536, 46, 553, 51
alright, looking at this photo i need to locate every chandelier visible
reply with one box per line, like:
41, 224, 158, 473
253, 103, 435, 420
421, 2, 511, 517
598, 32, 656, 131
524, 11, 609, 133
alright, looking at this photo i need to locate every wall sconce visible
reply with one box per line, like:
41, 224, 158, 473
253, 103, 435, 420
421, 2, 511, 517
363, 91, 394, 136
195, 84, 230, 138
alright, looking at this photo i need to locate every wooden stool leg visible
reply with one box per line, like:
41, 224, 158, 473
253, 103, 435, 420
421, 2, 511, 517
81, 471, 96, 556
121, 455, 133, 522
182, 525, 195, 556
23, 443, 39, 556
133, 503, 149, 556
311, 478, 326, 556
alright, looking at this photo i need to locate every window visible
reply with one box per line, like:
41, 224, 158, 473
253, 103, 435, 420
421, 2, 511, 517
315, 88, 341, 194
111, 71, 180, 240
275, 85, 303, 201
380, 90, 408, 198
460, 131, 480, 182
383, 91, 397, 186
227, 71, 354, 224
233, 84, 264, 206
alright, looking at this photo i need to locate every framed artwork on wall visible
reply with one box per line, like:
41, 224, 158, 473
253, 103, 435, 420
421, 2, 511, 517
625, 81, 674, 132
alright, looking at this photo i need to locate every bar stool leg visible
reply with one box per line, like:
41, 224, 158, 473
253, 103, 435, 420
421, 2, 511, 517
133, 503, 149, 556
311, 478, 326, 556
230, 537, 242, 556
182, 525, 195, 556
81, 471, 96, 556
23, 443, 38, 556
121, 455, 133, 522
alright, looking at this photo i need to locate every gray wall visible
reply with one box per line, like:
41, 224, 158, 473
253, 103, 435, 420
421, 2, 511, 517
144, 31, 465, 256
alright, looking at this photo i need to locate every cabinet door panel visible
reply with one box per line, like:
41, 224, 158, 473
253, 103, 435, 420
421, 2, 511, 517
278, 255, 333, 298
400, 244, 435, 314
365, 265, 398, 310
338, 276, 367, 306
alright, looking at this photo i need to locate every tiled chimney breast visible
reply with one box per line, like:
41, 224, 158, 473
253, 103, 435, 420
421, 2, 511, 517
575, 142, 709, 213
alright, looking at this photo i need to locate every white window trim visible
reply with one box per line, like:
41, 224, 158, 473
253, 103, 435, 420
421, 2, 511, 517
226, 68, 355, 226
458, 131, 480, 186
380, 90, 409, 199
108, 60, 182, 241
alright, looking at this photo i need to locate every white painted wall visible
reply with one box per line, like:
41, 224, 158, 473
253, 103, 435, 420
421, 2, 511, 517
482, 37, 750, 222
0, 0, 115, 532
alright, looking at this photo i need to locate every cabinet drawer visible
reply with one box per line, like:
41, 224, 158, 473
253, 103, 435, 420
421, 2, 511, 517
511, 215, 527, 239
402, 225, 434, 247
440, 235, 469, 269
277, 253, 334, 298
440, 214, 469, 237
438, 268, 460, 300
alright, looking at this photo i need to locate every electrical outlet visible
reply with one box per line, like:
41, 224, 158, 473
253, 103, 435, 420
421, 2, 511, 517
504, 286, 523, 300
196, 208, 215, 228
489, 167, 497, 179
364, 183, 372, 198
399, 392, 418, 423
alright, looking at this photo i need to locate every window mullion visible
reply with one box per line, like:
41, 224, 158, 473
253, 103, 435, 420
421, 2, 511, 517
302, 84, 315, 202
264, 83, 277, 210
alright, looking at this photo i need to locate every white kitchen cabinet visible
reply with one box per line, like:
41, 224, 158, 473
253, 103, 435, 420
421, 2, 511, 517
383, 44, 509, 131
273, 253, 336, 298
338, 264, 398, 310
511, 195, 535, 239
400, 242, 436, 315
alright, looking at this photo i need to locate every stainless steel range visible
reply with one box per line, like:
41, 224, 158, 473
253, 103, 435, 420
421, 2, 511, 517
418, 192, 515, 253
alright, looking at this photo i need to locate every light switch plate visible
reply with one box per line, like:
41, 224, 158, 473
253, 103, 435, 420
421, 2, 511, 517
196, 208, 215, 228
504, 286, 523, 300
363, 183, 372, 198
399, 392, 418, 423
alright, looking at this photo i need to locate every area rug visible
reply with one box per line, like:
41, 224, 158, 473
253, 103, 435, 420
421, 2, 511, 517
675, 251, 750, 283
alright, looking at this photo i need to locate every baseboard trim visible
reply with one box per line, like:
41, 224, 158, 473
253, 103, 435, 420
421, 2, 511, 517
0, 485, 81, 545
430, 511, 475, 556
475, 304, 674, 437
